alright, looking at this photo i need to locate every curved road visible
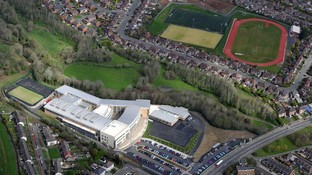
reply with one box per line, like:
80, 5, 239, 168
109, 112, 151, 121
117, 0, 312, 93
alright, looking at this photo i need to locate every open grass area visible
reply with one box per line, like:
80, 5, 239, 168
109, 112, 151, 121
161, 25, 223, 49
231, 21, 282, 63
48, 147, 61, 159
251, 119, 274, 130
253, 126, 312, 157
64, 54, 143, 90
253, 137, 296, 157
30, 26, 72, 58
8, 86, 43, 105
0, 72, 27, 88
0, 121, 18, 175
258, 65, 282, 74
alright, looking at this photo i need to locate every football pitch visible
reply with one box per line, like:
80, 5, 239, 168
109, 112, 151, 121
161, 25, 223, 49
8, 86, 43, 105
231, 21, 282, 63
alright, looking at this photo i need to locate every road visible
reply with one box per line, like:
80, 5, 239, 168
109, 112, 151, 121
205, 118, 312, 175
117, 0, 312, 93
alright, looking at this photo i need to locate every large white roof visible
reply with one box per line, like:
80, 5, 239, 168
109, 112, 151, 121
93, 105, 112, 118
149, 110, 179, 124
159, 105, 189, 119
56, 85, 150, 108
45, 85, 151, 133
45, 98, 112, 131
118, 106, 140, 125
101, 120, 128, 138
56, 85, 101, 104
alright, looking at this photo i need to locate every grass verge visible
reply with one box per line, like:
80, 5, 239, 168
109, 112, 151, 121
0, 119, 18, 175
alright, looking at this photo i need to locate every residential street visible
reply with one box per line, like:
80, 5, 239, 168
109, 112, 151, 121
117, 0, 312, 93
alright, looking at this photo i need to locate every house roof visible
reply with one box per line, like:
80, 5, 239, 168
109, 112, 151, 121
291, 25, 301, 34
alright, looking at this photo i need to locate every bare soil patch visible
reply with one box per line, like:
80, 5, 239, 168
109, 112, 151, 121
193, 112, 256, 162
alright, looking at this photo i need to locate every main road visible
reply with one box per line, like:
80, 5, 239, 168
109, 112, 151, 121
117, 0, 312, 93
205, 118, 312, 175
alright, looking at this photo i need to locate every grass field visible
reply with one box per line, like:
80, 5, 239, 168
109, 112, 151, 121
231, 21, 281, 63
64, 54, 143, 90
0, 121, 18, 175
48, 147, 61, 159
253, 137, 297, 157
8, 86, 43, 105
30, 27, 72, 58
161, 25, 223, 49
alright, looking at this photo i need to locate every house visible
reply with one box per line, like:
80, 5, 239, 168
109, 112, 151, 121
103, 161, 114, 171
198, 63, 209, 71
167, 53, 178, 63
236, 166, 255, 175
42, 127, 58, 147
94, 167, 106, 175
177, 56, 189, 65
19, 139, 32, 163
256, 82, 266, 90
25, 161, 36, 175
90, 5, 97, 11
60, 140, 73, 160
196, 52, 207, 60
53, 158, 63, 175
230, 73, 243, 82
297, 105, 307, 114
278, 107, 286, 118
288, 107, 297, 117
17, 124, 27, 141
288, 154, 312, 174
12, 111, 25, 126
87, 29, 97, 37
277, 91, 289, 102
261, 158, 295, 175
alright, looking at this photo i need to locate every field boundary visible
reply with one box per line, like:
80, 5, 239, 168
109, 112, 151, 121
223, 18, 287, 66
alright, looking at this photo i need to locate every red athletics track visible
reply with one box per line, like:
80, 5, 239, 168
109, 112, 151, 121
223, 18, 287, 67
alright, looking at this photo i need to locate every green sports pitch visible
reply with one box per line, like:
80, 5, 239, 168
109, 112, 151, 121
231, 21, 282, 63
8, 86, 43, 105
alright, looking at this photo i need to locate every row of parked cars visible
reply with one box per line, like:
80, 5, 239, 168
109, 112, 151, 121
129, 152, 174, 175
194, 139, 245, 174
143, 145, 189, 168
139, 149, 182, 174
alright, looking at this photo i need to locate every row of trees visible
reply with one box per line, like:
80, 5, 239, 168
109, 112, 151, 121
167, 63, 276, 121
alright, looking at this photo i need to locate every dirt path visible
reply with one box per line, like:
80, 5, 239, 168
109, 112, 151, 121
192, 112, 256, 162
